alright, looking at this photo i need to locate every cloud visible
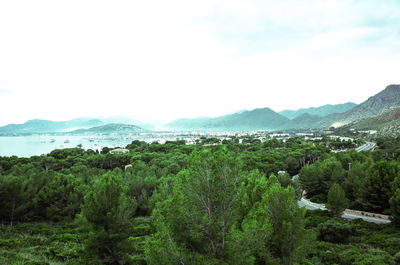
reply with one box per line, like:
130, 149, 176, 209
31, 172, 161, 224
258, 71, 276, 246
0, 0, 399, 125
195, 0, 400, 55
0, 88, 12, 94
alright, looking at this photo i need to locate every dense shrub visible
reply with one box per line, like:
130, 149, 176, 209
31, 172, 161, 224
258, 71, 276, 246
394, 252, 400, 265
317, 219, 355, 243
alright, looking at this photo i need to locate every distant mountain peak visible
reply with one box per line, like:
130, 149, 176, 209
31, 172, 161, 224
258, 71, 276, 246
384, 84, 400, 90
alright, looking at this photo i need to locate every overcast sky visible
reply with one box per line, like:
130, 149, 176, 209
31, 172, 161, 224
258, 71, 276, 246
0, 0, 399, 126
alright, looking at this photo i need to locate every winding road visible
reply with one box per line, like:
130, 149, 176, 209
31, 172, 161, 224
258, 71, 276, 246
297, 197, 390, 224
355, 141, 376, 152
295, 141, 390, 224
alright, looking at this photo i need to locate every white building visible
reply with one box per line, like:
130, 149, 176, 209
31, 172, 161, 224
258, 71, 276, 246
110, 148, 130, 154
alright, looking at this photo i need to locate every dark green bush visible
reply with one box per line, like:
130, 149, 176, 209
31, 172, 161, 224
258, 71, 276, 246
310, 194, 326, 203
394, 252, 400, 265
317, 219, 355, 243
305, 209, 331, 228
365, 233, 400, 255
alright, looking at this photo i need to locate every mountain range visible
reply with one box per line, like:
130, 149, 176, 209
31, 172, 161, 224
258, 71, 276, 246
1, 84, 399, 135
279, 102, 357, 120
0, 118, 103, 135
165, 84, 400, 132
166, 107, 291, 131
164, 102, 358, 131
0, 119, 148, 136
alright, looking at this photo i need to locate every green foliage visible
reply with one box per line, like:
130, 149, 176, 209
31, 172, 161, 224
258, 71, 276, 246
229, 170, 273, 264
264, 183, 309, 264
236, 170, 269, 222
317, 219, 355, 243
0, 174, 35, 225
395, 251, 400, 265
0, 222, 95, 265
146, 148, 242, 263
363, 160, 400, 213
342, 161, 368, 209
305, 210, 400, 264
390, 189, 400, 227
79, 172, 137, 264
326, 183, 348, 217
299, 156, 346, 201
146, 148, 309, 264
2, 136, 400, 263
36, 173, 86, 221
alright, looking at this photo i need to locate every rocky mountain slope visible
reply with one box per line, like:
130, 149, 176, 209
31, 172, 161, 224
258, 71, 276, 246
318, 84, 400, 128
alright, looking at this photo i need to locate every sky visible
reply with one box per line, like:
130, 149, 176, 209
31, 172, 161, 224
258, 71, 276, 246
0, 0, 400, 126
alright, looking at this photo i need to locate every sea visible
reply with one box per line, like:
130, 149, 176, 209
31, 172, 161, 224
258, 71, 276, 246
0, 135, 157, 157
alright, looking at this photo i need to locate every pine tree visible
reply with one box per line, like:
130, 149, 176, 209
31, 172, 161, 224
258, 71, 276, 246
145, 148, 242, 264
326, 183, 348, 217
79, 172, 137, 263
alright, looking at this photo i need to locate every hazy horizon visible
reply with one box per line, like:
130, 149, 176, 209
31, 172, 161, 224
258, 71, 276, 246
1, 0, 399, 126
0, 101, 361, 127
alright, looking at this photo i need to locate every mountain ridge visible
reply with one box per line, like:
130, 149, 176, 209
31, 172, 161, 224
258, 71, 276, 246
279, 102, 357, 120
165, 107, 290, 131
316, 84, 400, 128
165, 85, 400, 131
69, 123, 149, 135
0, 118, 104, 135
2, 84, 399, 134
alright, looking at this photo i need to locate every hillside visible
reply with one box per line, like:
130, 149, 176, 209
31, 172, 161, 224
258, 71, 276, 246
0, 118, 103, 135
344, 107, 400, 137
165, 117, 213, 130
318, 84, 400, 128
166, 107, 290, 131
286, 113, 323, 129
69, 123, 148, 135
279, 102, 357, 120
165, 84, 400, 131
351, 107, 400, 130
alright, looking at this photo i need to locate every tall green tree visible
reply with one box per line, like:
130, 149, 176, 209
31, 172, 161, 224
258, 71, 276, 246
326, 183, 348, 217
0, 175, 33, 225
342, 161, 367, 209
264, 182, 308, 264
36, 173, 86, 221
78, 172, 137, 264
145, 148, 242, 264
300, 156, 346, 202
363, 160, 400, 213
229, 170, 273, 264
